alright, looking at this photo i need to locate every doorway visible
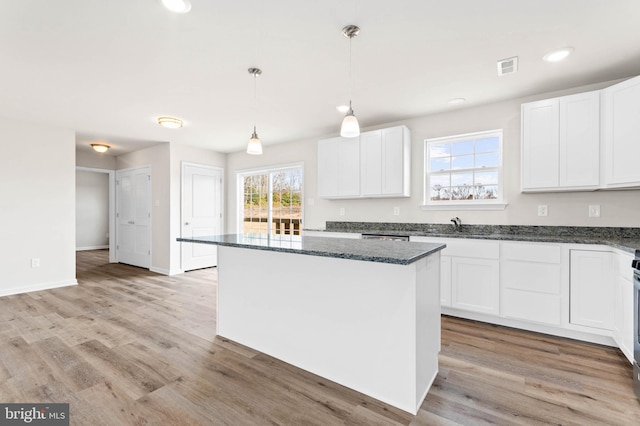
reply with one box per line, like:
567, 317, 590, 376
75, 166, 116, 263
116, 166, 152, 269
181, 163, 224, 271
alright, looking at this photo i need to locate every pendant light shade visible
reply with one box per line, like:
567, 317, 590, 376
247, 126, 263, 155
247, 67, 263, 155
340, 101, 360, 138
340, 25, 360, 138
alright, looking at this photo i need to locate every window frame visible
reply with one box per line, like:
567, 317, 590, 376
236, 162, 304, 235
422, 129, 507, 211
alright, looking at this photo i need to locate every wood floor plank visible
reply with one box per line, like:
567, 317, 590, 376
0, 249, 639, 425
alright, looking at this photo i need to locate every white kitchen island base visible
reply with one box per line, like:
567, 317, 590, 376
217, 245, 441, 415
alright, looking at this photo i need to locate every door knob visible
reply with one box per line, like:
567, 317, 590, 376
185, 222, 190, 226
128, 221, 135, 224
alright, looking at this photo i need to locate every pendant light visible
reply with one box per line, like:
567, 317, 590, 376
340, 25, 360, 138
247, 67, 263, 155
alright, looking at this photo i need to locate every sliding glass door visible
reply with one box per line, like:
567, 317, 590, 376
239, 165, 303, 235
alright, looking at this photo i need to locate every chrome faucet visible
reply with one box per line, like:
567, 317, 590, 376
450, 217, 462, 231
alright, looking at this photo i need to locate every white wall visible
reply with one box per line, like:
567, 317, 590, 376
117, 143, 171, 273
225, 79, 640, 231
0, 117, 77, 296
76, 149, 117, 169
170, 144, 226, 273
76, 170, 109, 250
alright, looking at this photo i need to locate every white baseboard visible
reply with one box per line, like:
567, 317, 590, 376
149, 266, 184, 276
441, 307, 617, 347
0, 279, 78, 298
76, 245, 109, 251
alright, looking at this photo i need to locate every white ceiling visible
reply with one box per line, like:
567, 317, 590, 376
1, 0, 639, 156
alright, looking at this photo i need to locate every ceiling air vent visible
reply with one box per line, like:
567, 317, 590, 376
497, 56, 518, 76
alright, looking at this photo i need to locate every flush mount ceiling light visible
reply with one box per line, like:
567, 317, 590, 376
543, 47, 574, 62
246, 67, 263, 155
157, 116, 183, 129
340, 24, 360, 138
447, 98, 466, 106
161, 0, 191, 14
91, 143, 110, 154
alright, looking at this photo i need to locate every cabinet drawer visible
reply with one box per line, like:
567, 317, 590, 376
502, 261, 561, 294
445, 240, 500, 259
502, 290, 562, 325
502, 242, 561, 263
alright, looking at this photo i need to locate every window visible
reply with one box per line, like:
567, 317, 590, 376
424, 129, 505, 210
238, 164, 303, 235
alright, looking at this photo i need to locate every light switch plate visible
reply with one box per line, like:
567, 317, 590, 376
537, 205, 548, 217
589, 205, 601, 217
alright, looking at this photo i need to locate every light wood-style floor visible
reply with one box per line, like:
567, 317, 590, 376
1, 250, 639, 425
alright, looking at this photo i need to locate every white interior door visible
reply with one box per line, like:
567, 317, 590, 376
181, 163, 223, 271
116, 166, 151, 268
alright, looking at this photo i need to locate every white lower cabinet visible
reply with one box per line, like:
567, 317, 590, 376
440, 256, 452, 307
452, 257, 500, 315
569, 250, 614, 330
613, 251, 635, 362
501, 242, 562, 325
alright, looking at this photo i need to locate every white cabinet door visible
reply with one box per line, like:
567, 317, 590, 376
570, 250, 614, 330
360, 130, 383, 196
317, 136, 360, 198
559, 91, 600, 188
521, 99, 559, 190
521, 91, 600, 192
381, 126, 410, 196
602, 75, 640, 188
440, 256, 452, 307
612, 251, 634, 363
360, 126, 410, 197
452, 257, 500, 315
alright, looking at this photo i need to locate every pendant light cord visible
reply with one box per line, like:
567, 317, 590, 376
253, 73, 257, 128
348, 34, 353, 103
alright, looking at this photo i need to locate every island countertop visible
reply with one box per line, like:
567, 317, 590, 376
177, 234, 445, 265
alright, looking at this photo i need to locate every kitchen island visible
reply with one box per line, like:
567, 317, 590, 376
177, 234, 445, 414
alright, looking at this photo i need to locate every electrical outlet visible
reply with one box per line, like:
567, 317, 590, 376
537, 205, 548, 217
339, 207, 345, 216
31, 258, 40, 268
589, 205, 601, 218
393, 207, 400, 216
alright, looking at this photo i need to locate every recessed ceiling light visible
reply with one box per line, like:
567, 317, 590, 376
91, 143, 110, 153
157, 116, 184, 129
336, 105, 350, 113
543, 47, 574, 63
447, 98, 466, 106
161, 0, 192, 14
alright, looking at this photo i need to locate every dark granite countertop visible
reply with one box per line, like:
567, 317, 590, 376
177, 234, 446, 265
310, 222, 640, 256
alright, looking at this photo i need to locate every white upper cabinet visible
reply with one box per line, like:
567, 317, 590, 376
361, 126, 411, 197
317, 136, 360, 198
602, 75, 640, 188
521, 99, 560, 190
318, 125, 410, 199
521, 91, 600, 192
